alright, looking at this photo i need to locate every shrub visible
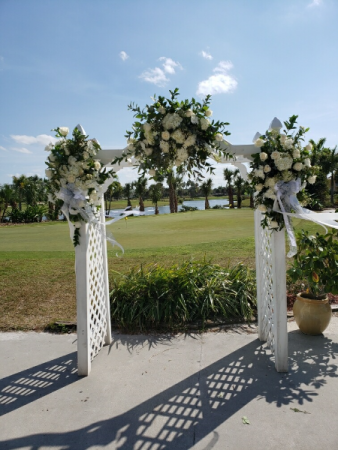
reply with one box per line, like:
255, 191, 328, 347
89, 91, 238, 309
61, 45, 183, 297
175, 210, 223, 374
179, 205, 199, 212
110, 260, 256, 331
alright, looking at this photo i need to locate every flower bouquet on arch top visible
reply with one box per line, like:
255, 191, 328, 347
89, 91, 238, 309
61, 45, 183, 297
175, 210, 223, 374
119, 88, 232, 184
45, 126, 116, 246
249, 115, 318, 231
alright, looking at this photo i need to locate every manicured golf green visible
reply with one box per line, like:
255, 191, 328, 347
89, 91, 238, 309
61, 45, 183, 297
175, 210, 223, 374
0, 209, 323, 330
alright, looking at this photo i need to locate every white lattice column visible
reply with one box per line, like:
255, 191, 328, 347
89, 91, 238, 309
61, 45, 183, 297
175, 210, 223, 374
75, 210, 112, 376
76, 222, 91, 376
255, 209, 288, 372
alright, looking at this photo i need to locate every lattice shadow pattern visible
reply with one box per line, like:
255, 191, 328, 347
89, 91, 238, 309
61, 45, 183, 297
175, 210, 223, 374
88, 222, 108, 360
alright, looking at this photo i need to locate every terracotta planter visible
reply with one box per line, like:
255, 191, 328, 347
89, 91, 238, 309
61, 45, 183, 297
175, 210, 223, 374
293, 293, 331, 335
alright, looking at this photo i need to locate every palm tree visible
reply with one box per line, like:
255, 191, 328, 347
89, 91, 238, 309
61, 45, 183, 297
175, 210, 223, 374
234, 175, 245, 209
200, 178, 213, 209
134, 177, 147, 212
12, 175, 27, 210
223, 168, 239, 208
0, 184, 17, 222
123, 183, 133, 207
149, 183, 163, 214
244, 180, 255, 208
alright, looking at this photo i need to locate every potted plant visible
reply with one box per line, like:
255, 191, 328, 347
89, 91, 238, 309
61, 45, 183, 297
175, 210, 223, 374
287, 229, 338, 335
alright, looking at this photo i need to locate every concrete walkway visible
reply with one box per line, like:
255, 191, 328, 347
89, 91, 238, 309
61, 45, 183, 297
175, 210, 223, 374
1, 318, 338, 450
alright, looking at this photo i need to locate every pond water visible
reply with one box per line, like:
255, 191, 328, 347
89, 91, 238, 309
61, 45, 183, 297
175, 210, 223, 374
107, 198, 229, 217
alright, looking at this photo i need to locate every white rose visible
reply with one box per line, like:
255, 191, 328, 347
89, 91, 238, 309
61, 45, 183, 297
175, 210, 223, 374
160, 140, 169, 153
64, 147, 70, 155
271, 151, 280, 160
264, 188, 276, 200
45, 169, 53, 178
255, 169, 265, 179
161, 131, 170, 140
308, 175, 317, 184
260, 152, 268, 161
144, 147, 153, 156
279, 134, 287, 143
305, 143, 313, 152
263, 165, 271, 173
215, 133, 223, 142
127, 137, 135, 145
205, 109, 212, 117
292, 149, 301, 159
149, 169, 156, 176
269, 221, 279, 229
67, 174, 76, 183
59, 127, 69, 137
48, 154, 56, 162
184, 134, 196, 148
185, 109, 193, 117
94, 161, 101, 170
300, 182, 307, 190
264, 177, 275, 188
255, 183, 264, 192
158, 106, 166, 114
83, 151, 89, 160
172, 129, 185, 144
143, 122, 152, 132
44, 143, 54, 152
255, 138, 265, 148
68, 155, 77, 165
293, 162, 303, 171
140, 142, 146, 150
177, 148, 189, 161
128, 144, 135, 152
200, 117, 210, 131
303, 158, 311, 167
258, 204, 267, 212
191, 115, 199, 125
283, 138, 294, 149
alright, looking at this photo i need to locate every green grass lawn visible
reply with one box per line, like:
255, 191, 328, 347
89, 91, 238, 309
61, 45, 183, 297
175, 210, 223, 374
0, 209, 323, 330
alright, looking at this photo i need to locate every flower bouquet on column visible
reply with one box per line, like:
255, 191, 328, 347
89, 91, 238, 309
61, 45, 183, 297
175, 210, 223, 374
44, 126, 116, 246
249, 115, 318, 232
117, 88, 231, 212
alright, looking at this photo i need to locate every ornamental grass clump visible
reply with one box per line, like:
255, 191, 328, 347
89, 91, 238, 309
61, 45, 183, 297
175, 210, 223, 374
110, 260, 256, 331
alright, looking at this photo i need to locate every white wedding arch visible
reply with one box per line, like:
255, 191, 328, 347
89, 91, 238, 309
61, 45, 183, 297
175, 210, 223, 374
76, 117, 288, 376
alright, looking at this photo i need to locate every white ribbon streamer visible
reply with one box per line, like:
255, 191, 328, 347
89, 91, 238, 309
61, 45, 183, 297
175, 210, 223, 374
273, 179, 338, 257
56, 184, 138, 253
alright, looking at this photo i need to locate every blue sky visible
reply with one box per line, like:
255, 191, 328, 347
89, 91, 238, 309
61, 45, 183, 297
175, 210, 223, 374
1, 0, 337, 187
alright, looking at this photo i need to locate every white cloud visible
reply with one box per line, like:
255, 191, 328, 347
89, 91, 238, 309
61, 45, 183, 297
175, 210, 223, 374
12, 147, 33, 154
308, 0, 322, 7
158, 57, 182, 74
10, 134, 56, 146
139, 67, 169, 87
119, 51, 129, 61
0, 145, 8, 152
139, 57, 182, 87
196, 60, 237, 97
200, 51, 213, 60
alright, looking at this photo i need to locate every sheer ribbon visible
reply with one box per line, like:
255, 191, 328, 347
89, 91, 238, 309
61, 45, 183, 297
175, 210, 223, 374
273, 179, 338, 257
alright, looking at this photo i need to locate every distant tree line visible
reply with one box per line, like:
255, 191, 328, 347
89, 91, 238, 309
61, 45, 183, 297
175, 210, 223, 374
1, 138, 337, 222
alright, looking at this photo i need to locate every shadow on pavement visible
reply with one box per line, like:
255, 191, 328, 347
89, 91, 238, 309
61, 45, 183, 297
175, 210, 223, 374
0, 331, 338, 449
0, 352, 78, 416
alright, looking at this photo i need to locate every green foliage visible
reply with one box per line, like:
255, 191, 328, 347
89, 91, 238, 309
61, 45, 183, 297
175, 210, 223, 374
110, 260, 257, 331
287, 229, 338, 297
9, 205, 48, 223
179, 205, 199, 212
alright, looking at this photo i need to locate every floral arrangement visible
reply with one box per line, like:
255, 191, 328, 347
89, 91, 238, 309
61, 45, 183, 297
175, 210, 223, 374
249, 115, 318, 230
122, 88, 231, 180
45, 126, 115, 246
